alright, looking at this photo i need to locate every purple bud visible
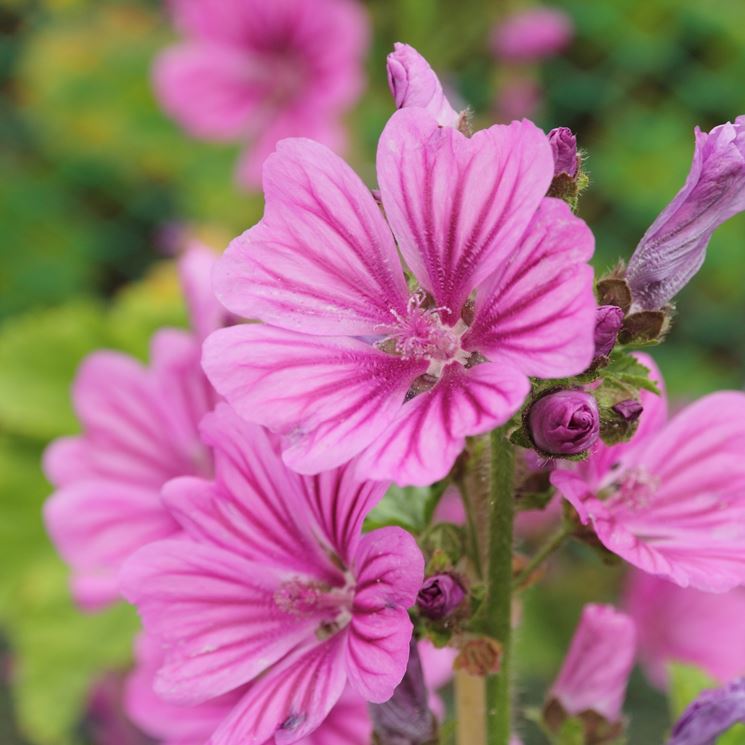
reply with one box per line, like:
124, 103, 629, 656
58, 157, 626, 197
386, 43, 460, 128
549, 604, 636, 723
528, 390, 600, 456
612, 399, 643, 423
491, 7, 574, 62
594, 305, 624, 358
627, 116, 745, 310
417, 574, 465, 620
548, 127, 579, 178
669, 677, 745, 745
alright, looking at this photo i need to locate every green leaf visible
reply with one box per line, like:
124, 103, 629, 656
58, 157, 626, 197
720, 724, 745, 745
667, 662, 717, 719
364, 484, 431, 534
603, 352, 660, 395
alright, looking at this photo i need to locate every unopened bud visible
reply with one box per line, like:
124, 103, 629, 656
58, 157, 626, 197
548, 127, 579, 178
593, 305, 624, 360
528, 390, 600, 456
612, 400, 643, 423
417, 574, 466, 620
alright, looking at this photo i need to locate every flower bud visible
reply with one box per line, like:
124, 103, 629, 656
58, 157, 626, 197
491, 7, 573, 62
386, 43, 460, 128
370, 639, 437, 745
593, 305, 624, 359
528, 390, 600, 456
612, 399, 643, 423
546, 604, 636, 732
626, 116, 745, 310
548, 127, 579, 178
669, 677, 745, 745
417, 574, 466, 620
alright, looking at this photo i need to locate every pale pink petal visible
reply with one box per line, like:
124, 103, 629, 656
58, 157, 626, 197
377, 108, 554, 313
419, 640, 456, 692
464, 197, 596, 377
354, 362, 530, 486
120, 539, 319, 705
167, 0, 252, 43
215, 137, 409, 334
153, 43, 260, 140
302, 688, 371, 745
42, 436, 89, 487
346, 527, 423, 703
44, 481, 178, 609
549, 470, 594, 525
211, 637, 347, 745
202, 324, 424, 474
178, 244, 226, 341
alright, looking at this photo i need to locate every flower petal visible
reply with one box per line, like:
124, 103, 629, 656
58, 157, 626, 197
178, 244, 227, 341
354, 362, 530, 486
120, 539, 318, 705
215, 137, 409, 334
202, 324, 424, 474
377, 108, 554, 313
465, 197, 596, 377
346, 527, 423, 703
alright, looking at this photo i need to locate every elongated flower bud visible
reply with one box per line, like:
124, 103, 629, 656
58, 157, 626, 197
548, 604, 636, 723
417, 574, 466, 620
386, 43, 460, 128
593, 305, 624, 359
548, 127, 579, 178
669, 677, 745, 745
626, 116, 745, 310
528, 390, 600, 455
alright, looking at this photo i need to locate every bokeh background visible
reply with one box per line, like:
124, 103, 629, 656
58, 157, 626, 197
1, 1, 744, 743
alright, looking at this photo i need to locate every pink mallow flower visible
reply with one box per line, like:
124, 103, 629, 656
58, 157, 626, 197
154, 0, 368, 190
203, 107, 596, 486
625, 570, 745, 688
43, 246, 222, 609
491, 7, 574, 62
548, 604, 636, 723
551, 353, 745, 592
120, 403, 424, 744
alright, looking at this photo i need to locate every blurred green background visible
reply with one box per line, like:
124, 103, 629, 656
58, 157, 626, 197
1, 0, 744, 743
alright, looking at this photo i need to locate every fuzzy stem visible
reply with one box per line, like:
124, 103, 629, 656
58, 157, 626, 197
484, 426, 515, 745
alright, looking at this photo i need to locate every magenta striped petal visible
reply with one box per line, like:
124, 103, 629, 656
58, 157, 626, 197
465, 197, 596, 378
203, 324, 424, 474
354, 362, 530, 486
214, 137, 409, 335
120, 539, 319, 706
377, 108, 554, 314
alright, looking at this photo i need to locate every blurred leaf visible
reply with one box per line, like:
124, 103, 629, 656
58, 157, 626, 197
667, 662, 716, 720
365, 485, 432, 534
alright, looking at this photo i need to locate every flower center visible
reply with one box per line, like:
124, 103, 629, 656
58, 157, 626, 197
602, 466, 659, 510
273, 578, 354, 640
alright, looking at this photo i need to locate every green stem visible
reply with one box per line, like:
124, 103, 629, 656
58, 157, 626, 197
484, 426, 515, 745
512, 525, 571, 591
458, 476, 484, 579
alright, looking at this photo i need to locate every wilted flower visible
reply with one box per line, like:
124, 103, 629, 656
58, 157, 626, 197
593, 305, 624, 359
417, 574, 466, 620
626, 116, 745, 310
625, 571, 745, 688
491, 7, 573, 62
43, 247, 221, 609
548, 127, 579, 178
669, 678, 745, 745
552, 353, 745, 591
203, 89, 597, 486
387, 42, 461, 128
528, 390, 600, 456
121, 404, 423, 743
548, 604, 636, 724
154, 0, 368, 189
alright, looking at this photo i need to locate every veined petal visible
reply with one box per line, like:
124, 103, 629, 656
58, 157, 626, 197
120, 540, 318, 705
354, 362, 530, 486
302, 688, 371, 745
465, 197, 596, 378
346, 528, 423, 703
203, 324, 424, 474
44, 480, 177, 609
215, 137, 409, 334
210, 637, 347, 745
377, 108, 554, 313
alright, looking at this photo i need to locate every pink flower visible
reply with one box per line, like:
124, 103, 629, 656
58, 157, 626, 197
203, 108, 596, 486
549, 604, 636, 722
120, 403, 423, 744
43, 248, 221, 609
491, 7, 574, 62
386, 43, 461, 128
625, 570, 745, 688
551, 353, 745, 591
154, 0, 368, 189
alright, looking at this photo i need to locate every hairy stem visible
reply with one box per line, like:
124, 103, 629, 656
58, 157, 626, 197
484, 426, 515, 745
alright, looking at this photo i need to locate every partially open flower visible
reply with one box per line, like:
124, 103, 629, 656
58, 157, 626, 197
528, 390, 600, 456
417, 574, 466, 620
593, 305, 624, 359
669, 678, 745, 745
548, 127, 579, 178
